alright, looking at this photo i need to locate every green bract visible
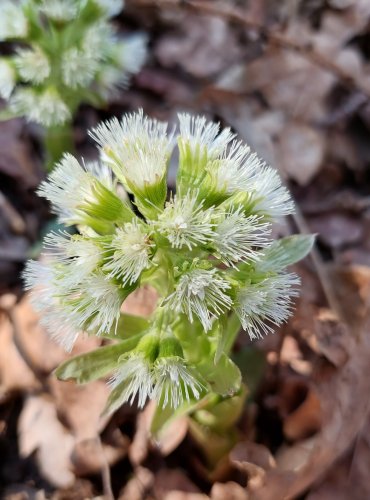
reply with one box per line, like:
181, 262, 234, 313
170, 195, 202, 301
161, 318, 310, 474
24, 110, 314, 423
0, 0, 147, 127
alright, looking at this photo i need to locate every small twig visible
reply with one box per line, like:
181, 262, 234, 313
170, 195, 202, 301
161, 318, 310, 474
0, 190, 26, 234
96, 436, 114, 500
129, 0, 370, 100
291, 203, 343, 319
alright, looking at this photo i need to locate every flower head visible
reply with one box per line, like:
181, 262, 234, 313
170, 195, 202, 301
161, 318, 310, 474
90, 110, 173, 215
177, 113, 235, 189
109, 355, 154, 411
9, 87, 71, 126
211, 207, 270, 265
14, 47, 50, 84
0, 2, 28, 40
235, 273, 300, 340
156, 191, 215, 250
39, 0, 80, 21
152, 356, 205, 408
37, 153, 130, 228
103, 219, 154, 285
165, 267, 233, 331
61, 48, 100, 89
243, 166, 295, 220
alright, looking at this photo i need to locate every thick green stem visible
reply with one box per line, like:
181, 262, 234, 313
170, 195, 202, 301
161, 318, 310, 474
223, 312, 242, 356
44, 122, 75, 171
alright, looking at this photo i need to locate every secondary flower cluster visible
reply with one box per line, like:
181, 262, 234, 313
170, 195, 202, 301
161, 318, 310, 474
25, 110, 313, 414
0, 0, 147, 126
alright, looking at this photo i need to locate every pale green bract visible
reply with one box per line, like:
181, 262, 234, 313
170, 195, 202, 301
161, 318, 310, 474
24, 110, 315, 423
0, 0, 146, 127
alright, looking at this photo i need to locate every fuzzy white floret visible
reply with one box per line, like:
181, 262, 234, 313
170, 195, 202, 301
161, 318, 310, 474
72, 272, 123, 336
23, 260, 81, 351
0, 59, 16, 99
0, 2, 28, 40
15, 47, 50, 84
245, 166, 295, 219
103, 220, 153, 285
178, 113, 235, 159
9, 88, 71, 126
212, 207, 271, 265
115, 33, 148, 75
152, 357, 204, 408
235, 273, 300, 340
165, 268, 233, 331
37, 153, 114, 222
61, 48, 99, 88
206, 140, 256, 194
39, 0, 80, 21
110, 355, 154, 409
89, 109, 173, 189
156, 191, 215, 250
43, 232, 102, 288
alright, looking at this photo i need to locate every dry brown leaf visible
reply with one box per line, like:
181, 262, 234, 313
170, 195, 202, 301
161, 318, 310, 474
10, 296, 67, 373
72, 436, 128, 476
283, 390, 322, 441
121, 285, 158, 317
231, 442, 276, 471
276, 123, 325, 186
303, 308, 352, 367
155, 15, 243, 79
153, 469, 203, 499
0, 312, 40, 395
18, 394, 75, 488
153, 414, 188, 457
50, 378, 110, 440
163, 493, 209, 500
210, 482, 249, 500
118, 466, 155, 500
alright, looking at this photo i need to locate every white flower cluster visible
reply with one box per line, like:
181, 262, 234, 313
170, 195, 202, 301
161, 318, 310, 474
0, 0, 147, 127
25, 110, 313, 412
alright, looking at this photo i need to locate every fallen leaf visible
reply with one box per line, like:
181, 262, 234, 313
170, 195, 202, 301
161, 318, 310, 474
283, 390, 322, 441
18, 394, 75, 488
276, 123, 325, 186
155, 15, 243, 79
210, 482, 249, 500
0, 312, 40, 396
118, 466, 154, 500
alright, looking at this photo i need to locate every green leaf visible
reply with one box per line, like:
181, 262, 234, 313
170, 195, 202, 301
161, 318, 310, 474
198, 353, 241, 397
103, 379, 129, 416
150, 393, 215, 438
258, 234, 315, 272
55, 334, 142, 384
102, 313, 150, 340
